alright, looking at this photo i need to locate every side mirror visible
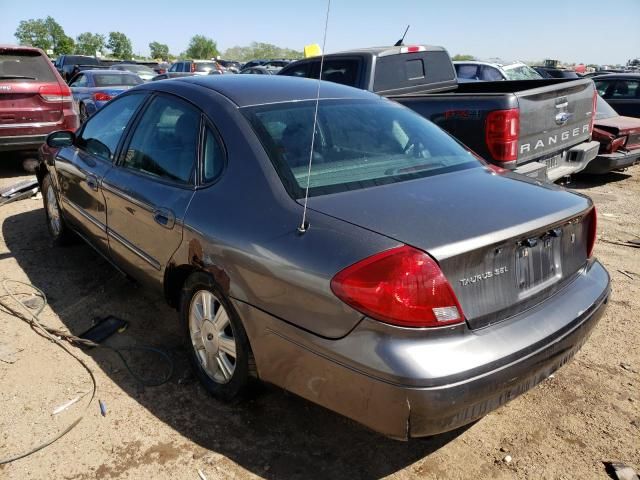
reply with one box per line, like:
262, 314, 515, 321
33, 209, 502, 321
46, 130, 75, 148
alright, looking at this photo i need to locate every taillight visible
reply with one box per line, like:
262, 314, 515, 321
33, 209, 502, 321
39, 84, 72, 102
587, 207, 597, 258
485, 109, 520, 162
400, 45, 426, 54
93, 92, 113, 102
589, 90, 597, 135
330, 245, 465, 328
190, 63, 196, 72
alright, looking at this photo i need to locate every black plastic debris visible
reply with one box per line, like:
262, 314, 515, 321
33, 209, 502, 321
0, 179, 39, 206
604, 461, 640, 480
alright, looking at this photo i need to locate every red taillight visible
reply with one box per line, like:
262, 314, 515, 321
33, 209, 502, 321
485, 109, 520, 162
400, 45, 426, 54
589, 90, 597, 135
39, 84, 72, 102
330, 245, 465, 328
587, 207, 597, 258
190, 63, 196, 72
93, 92, 113, 102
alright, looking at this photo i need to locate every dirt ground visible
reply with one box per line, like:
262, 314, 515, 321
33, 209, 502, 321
0, 153, 638, 480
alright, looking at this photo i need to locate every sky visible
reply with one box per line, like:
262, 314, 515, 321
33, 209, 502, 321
1, 0, 639, 65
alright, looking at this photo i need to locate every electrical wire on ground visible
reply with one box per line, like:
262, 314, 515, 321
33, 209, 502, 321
0, 279, 174, 465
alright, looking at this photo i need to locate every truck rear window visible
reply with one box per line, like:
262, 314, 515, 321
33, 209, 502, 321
373, 51, 455, 93
0, 51, 57, 82
64, 56, 100, 66
244, 99, 479, 197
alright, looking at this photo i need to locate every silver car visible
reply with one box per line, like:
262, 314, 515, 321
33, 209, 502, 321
37, 76, 610, 439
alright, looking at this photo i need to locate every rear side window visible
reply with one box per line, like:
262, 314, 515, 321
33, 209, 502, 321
455, 64, 480, 80
78, 93, 146, 162
203, 128, 225, 182
244, 99, 479, 197
610, 80, 639, 99
479, 66, 503, 81
122, 95, 200, 184
281, 62, 312, 78
94, 74, 143, 87
0, 51, 56, 82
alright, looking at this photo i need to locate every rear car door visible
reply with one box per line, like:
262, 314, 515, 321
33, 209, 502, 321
102, 93, 199, 287
598, 79, 640, 118
53, 92, 148, 253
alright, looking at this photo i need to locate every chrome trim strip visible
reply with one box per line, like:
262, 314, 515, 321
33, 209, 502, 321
107, 227, 161, 271
0, 121, 61, 129
62, 197, 105, 231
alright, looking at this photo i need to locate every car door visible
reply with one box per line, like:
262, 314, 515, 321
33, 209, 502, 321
53, 92, 148, 254
101, 93, 199, 287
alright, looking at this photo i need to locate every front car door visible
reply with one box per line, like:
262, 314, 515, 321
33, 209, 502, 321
53, 92, 148, 254
102, 93, 199, 287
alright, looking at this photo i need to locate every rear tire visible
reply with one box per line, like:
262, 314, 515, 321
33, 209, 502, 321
42, 174, 74, 246
180, 272, 256, 401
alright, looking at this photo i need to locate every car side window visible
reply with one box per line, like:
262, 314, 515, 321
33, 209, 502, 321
70, 74, 87, 87
455, 64, 479, 80
77, 93, 146, 162
282, 62, 312, 78
594, 80, 611, 97
480, 66, 503, 81
122, 95, 199, 184
168, 63, 177, 72
203, 127, 225, 182
611, 80, 638, 98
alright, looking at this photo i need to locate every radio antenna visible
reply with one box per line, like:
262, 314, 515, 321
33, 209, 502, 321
394, 25, 410, 47
298, 0, 331, 234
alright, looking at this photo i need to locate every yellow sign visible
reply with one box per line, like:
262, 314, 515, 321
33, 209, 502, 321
304, 44, 322, 58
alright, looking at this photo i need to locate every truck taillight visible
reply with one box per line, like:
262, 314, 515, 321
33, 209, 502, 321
587, 207, 597, 258
485, 109, 520, 162
93, 92, 113, 102
589, 90, 597, 135
400, 45, 426, 54
39, 84, 72, 102
330, 245, 465, 328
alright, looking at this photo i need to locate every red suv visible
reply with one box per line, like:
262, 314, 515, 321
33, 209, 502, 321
0, 45, 78, 153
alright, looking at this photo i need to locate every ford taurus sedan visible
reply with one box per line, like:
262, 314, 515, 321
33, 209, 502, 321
37, 76, 610, 439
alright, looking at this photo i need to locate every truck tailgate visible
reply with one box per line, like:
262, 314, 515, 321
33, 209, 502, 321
516, 79, 595, 165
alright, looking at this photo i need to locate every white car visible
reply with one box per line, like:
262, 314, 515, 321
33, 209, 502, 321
454, 60, 542, 82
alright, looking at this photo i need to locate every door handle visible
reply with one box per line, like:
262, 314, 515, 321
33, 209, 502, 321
153, 208, 176, 229
86, 174, 99, 191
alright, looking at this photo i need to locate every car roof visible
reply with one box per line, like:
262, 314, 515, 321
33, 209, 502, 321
592, 73, 640, 80
326, 45, 446, 58
82, 69, 137, 75
170, 75, 378, 107
0, 44, 45, 54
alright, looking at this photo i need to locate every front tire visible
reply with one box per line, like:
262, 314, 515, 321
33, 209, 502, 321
180, 272, 256, 401
42, 174, 74, 245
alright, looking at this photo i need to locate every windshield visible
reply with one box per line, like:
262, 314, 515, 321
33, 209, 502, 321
244, 99, 480, 197
94, 73, 143, 87
503, 64, 542, 80
595, 95, 618, 120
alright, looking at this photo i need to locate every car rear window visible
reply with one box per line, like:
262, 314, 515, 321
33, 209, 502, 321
65, 56, 100, 66
195, 62, 218, 73
94, 74, 143, 87
244, 99, 479, 197
0, 51, 57, 82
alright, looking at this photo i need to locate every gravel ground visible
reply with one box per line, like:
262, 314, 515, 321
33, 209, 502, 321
0, 155, 638, 479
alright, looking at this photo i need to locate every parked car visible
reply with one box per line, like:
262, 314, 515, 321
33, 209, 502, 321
593, 74, 640, 118
37, 75, 609, 439
135, 60, 167, 74
279, 45, 600, 182
262, 59, 292, 69
151, 72, 197, 81
0, 45, 78, 153
239, 66, 279, 75
532, 66, 580, 79
241, 59, 268, 69
68, 69, 143, 123
582, 96, 640, 173
454, 60, 542, 82
168, 60, 223, 75
216, 60, 241, 73
110, 63, 156, 81
53, 54, 104, 82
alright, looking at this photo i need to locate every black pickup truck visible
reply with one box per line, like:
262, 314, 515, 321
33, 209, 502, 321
279, 46, 600, 181
53, 55, 107, 82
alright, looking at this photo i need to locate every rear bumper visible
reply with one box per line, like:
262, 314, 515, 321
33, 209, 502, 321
0, 109, 78, 152
0, 134, 48, 152
582, 149, 640, 174
514, 140, 600, 182
236, 259, 610, 439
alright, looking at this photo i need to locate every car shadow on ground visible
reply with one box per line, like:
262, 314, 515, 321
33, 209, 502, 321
2, 207, 469, 479
0, 152, 38, 180
569, 171, 632, 190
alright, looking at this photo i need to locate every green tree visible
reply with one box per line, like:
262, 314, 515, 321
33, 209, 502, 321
452, 54, 475, 61
75, 32, 105, 56
149, 41, 170, 60
185, 35, 219, 59
107, 31, 133, 59
14, 16, 74, 55
223, 42, 303, 61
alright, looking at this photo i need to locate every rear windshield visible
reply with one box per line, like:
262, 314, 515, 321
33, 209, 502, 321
194, 62, 218, 73
65, 56, 100, 66
94, 74, 143, 87
595, 95, 618, 120
0, 51, 56, 82
244, 99, 479, 197
503, 65, 542, 80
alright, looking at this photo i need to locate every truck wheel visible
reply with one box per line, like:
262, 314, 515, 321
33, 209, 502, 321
180, 272, 257, 401
42, 174, 74, 245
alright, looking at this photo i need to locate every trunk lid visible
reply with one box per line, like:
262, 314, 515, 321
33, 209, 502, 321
516, 79, 595, 164
595, 116, 640, 149
307, 167, 593, 329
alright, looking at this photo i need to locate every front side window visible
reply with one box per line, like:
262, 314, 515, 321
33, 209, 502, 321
69, 74, 87, 87
244, 99, 479, 197
455, 64, 480, 80
503, 65, 542, 80
77, 93, 146, 161
594, 80, 611, 97
122, 95, 200, 184
479, 66, 504, 81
